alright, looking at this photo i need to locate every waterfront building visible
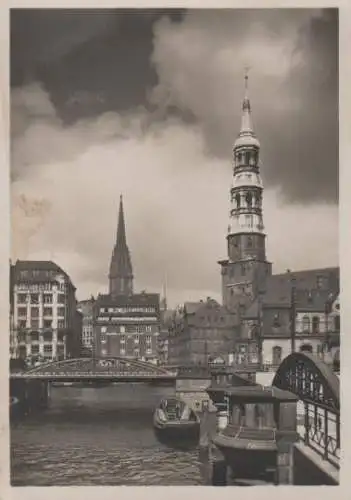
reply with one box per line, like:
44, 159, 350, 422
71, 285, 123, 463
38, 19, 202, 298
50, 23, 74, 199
77, 297, 95, 356
93, 292, 161, 363
167, 298, 239, 366
218, 74, 340, 368
10, 260, 81, 365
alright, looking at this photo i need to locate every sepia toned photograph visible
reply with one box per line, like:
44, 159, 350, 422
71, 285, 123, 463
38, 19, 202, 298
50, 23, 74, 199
9, 7, 339, 487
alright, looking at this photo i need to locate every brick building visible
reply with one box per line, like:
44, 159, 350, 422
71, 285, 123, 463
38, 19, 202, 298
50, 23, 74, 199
94, 292, 161, 363
167, 298, 239, 366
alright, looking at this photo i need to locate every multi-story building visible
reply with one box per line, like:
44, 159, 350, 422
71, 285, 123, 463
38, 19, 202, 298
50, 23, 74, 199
94, 292, 161, 363
217, 73, 340, 369
167, 298, 239, 366
77, 297, 95, 356
10, 260, 81, 365
241, 269, 339, 368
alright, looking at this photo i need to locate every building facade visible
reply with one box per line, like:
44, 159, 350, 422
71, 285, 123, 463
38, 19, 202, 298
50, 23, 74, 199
10, 260, 81, 366
167, 298, 239, 366
94, 292, 161, 363
77, 298, 95, 356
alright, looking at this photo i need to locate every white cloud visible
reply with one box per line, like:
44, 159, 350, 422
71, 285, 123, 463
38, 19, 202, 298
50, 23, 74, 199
11, 84, 338, 308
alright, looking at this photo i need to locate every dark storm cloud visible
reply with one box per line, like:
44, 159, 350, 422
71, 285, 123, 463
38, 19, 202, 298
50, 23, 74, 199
150, 8, 338, 205
266, 9, 338, 203
11, 9, 338, 205
11, 9, 185, 121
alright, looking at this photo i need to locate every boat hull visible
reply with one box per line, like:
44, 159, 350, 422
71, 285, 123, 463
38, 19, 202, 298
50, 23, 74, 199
213, 433, 277, 479
154, 419, 200, 448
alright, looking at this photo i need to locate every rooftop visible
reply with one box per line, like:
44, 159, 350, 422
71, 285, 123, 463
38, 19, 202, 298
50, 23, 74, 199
12, 260, 74, 287
96, 292, 160, 307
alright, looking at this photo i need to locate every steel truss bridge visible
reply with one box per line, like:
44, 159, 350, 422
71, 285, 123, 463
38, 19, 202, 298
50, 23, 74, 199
10, 357, 178, 382
272, 351, 340, 474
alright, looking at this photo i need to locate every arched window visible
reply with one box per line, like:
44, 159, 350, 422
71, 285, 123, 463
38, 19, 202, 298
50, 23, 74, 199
312, 316, 320, 333
247, 236, 253, 248
245, 191, 252, 207
272, 345, 282, 366
235, 193, 241, 208
302, 315, 310, 333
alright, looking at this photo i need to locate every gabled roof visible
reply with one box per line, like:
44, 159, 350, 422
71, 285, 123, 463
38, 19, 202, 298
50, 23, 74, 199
242, 267, 339, 317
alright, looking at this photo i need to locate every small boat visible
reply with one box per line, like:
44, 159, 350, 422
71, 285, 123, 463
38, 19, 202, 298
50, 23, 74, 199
207, 385, 299, 481
153, 398, 200, 448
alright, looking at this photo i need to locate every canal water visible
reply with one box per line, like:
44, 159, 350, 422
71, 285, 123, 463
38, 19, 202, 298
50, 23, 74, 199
10, 384, 203, 486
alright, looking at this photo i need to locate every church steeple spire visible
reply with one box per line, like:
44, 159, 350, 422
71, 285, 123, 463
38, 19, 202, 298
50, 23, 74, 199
109, 194, 134, 297
116, 195, 127, 247
218, 72, 271, 312
228, 71, 265, 245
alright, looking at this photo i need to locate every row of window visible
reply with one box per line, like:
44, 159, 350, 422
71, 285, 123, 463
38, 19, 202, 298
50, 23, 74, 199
17, 331, 66, 342
100, 334, 153, 344
16, 293, 66, 304
99, 307, 156, 314
234, 150, 259, 166
100, 348, 153, 357
232, 191, 262, 209
300, 315, 340, 332
100, 325, 153, 334
17, 306, 66, 318
24, 344, 65, 354
17, 319, 66, 329
16, 282, 66, 292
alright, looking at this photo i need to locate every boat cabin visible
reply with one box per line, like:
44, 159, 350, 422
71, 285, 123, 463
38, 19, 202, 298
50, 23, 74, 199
207, 384, 298, 434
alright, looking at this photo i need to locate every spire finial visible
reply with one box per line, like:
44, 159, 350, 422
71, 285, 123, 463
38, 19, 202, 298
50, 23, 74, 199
244, 66, 250, 90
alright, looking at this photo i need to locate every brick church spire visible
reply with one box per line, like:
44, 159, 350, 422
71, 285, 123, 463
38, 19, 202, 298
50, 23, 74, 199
219, 72, 271, 311
109, 195, 133, 297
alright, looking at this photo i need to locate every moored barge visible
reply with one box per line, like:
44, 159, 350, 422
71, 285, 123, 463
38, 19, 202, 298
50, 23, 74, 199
153, 397, 200, 448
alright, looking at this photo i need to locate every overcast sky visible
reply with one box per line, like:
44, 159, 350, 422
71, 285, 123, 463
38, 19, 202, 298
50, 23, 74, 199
10, 8, 338, 307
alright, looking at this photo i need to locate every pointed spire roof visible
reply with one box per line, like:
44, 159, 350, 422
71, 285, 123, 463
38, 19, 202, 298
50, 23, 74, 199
116, 194, 127, 248
109, 194, 133, 295
234, 70, 260, 149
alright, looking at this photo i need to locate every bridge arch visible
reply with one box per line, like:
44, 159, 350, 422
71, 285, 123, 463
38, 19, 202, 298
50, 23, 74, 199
23, 357, 175, 376
272, 352, 340, 467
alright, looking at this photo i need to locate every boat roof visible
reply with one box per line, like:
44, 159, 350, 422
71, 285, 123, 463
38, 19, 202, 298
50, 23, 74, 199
207, 384, 298, 402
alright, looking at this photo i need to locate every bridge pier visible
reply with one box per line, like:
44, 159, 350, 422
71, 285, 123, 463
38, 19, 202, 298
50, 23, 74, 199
10, 379, 49, 419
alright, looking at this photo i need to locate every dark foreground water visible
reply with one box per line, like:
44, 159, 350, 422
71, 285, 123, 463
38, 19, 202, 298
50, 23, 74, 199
11, 384, 202, 486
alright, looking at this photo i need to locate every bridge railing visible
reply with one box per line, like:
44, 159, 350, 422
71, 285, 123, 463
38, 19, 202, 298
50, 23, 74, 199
272, 352, 340, 471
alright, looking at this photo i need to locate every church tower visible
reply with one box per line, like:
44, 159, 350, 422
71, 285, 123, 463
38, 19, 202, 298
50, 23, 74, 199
109, 195, 134, 297
219, 73, 272, 311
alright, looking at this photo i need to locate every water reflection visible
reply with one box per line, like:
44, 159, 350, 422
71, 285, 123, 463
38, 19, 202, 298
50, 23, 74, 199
11, 384, 202, 486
